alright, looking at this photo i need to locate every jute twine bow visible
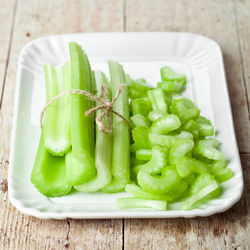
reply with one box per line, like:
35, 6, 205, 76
40, 84, 131, 133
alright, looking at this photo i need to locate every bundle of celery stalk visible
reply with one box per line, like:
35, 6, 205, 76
31, 42, 233, 211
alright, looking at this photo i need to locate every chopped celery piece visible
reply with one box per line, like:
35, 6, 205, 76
159, 66, 186, 93
117, 198, 167, 211
176, 157, 208, 177
102, 61, 130, 193
127, 76, 154, 99
125, 184, 174, 202
74, 71, 112, 192
210, 160, 233, 183
183, 172, 196, 184
150, 114, 181, 135
182, 120, 199, 140
132, 127, 151, 149
31, 130, 72, 197
170, 98, 200, 123
138, 168, 181, 194
43, 63, 71, 156
148, 88, 168, 113
195, 139, 225, 161
181, 181, 219, 210
169, 139, 194, 165
160, 66, 187, 83
214, 168, 234, 183
136, 149, 152, 161
149, 131, 193, 147
157, 80, 184, 93
196, 116, 214, 137
148, 110, 165, 122
131, 114, 150, 128
133, 146, 167, 175
131, 97, 151, 117
65, 42, 96, 185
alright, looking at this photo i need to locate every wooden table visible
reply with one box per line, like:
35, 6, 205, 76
0, 0, 249, 249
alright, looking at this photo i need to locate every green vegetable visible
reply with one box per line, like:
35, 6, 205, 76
133, 146, 167, 175
74, 71, 112, 192
196, 116, 214, 137
131, 114, 150, 128
170, 98, 200, 123
149, 131, 193, 147
176, 157, 208, 177
210, 160, 234, 183
102, 61, 130, 193
150, 114, 181, 135
65, 42, 96, 185
43, 63, 71, 156
127, 76, 154, 99
148, 110, 165, 122
131, 97, 151, 117
194, 139, 225, 161
136, 149, 152, 161
169, 139, 194, 165
148, 88, 168, 113
132, 127, 151, 149
138, 167, 181, 194
31, 129, 72, 197
117, 197, 167, 210
158, 66, 187, 93
182, 120, 199, 140
125, 184, 174, 201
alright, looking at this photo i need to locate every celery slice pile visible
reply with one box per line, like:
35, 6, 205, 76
31, 44, 233, 211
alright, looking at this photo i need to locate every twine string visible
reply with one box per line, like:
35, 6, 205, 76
40, 84, 131, 133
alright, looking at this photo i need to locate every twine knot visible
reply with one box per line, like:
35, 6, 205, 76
40, 84, 131, 134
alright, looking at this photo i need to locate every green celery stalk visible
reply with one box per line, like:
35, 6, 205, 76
116, 198, 167, 211
74, 71, 112, 192
43, 63, 71, 156
31, 129, 72, 197
65, 42, 96, 185
102, 61, 130, 193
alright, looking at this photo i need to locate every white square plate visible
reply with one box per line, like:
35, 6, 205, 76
9, 32, 243, 219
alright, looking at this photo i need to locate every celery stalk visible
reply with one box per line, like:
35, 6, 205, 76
65, 42, 96, 185
31, 129, 72, 197
117, 198, 167, 211
102, 61, 130, 193
74, 71, 112, 192
43, 63, 71, 156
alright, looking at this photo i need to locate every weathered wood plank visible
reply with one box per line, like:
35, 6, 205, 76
126, 0, 250, 153
124, 153, 250, 250
0, 0, 124, 249
0, 0, 17, 106
234, 0, 250, 118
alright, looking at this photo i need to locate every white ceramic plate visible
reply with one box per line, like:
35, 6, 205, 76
9, 32, 243, 219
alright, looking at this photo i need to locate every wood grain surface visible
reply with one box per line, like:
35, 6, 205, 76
0, 0, 249, 249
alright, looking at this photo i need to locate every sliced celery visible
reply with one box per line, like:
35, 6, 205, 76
117, 198, 167, 211
102, 61, 130, 193
65, 42, 96, 185
138, 168, 181, 194
148, 88, 168, 113
43, 63, 71, 156
194, 139, 225, 161
74, 71, 112, 192
132, 127, 151, 149
181, 181, 219, 210
136, 149, 152, 161
126, 184, 174, 201
176, 157, 209, 177
31, 130, 72, 197
131, 114, 150, 128
170, 98, 200, 123
133, 146, 167, 175
150, 114, 181, 135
